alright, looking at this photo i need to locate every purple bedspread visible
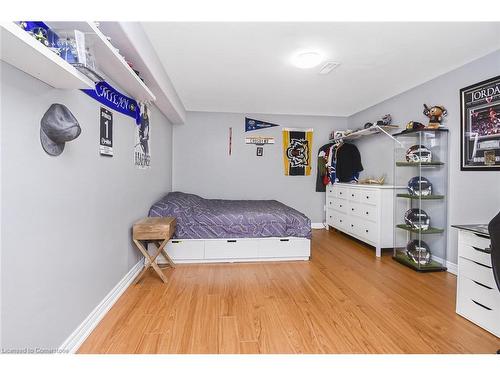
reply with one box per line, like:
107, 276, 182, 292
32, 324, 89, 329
149, 192, 311, 239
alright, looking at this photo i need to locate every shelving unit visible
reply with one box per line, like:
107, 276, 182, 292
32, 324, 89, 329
0, 22, 94, 89
46, 21, 156, 102
329, 124, 399, 143
392, 128, 449, 272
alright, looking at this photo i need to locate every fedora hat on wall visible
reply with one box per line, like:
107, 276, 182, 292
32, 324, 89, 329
40, 103, 81, 156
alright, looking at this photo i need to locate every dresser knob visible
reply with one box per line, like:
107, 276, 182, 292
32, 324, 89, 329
351, 208, 354, 211
366, 196, 369, 199
366, 230, 369, 233
351, 224, 354, 227
366, 212, 369, 215
340, 220, 343, 222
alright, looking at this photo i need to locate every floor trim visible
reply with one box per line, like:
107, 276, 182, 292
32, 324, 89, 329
58, 260, 143, 354
311, 222, 326, 229
432, 255, 458, 275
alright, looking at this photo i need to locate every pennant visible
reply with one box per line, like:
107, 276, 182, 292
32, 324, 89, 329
245, 117, 280, 132
282, 128, 313, 176
82, 81, 141, 125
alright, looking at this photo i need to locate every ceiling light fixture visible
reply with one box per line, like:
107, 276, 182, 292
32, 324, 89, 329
291, 51, 323, 69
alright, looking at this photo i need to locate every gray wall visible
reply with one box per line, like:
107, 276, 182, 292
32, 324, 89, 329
348, 50, 500, 264
173, 111, 348, 223
0, 61, 173, 350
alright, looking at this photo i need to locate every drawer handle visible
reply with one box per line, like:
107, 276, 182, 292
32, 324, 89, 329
280, 239, 289, 242
227, 240, 237, 243
329, 216, 332, 218
351, 224, 354, 227
340, 220, 343, 223
471, 299, 492, 311
351, 208, 354, 211
351, 194, 354, 197
472, 280, 493, 290
472, 246, 491, 254
474, 233, 490, 240
365, 230, 369, 233
366, 196, 369, 199
366, 211, 369, 215
339, 192, 343, 195
472, 260, 492, 269
172, 240, 181, 244
340, 205, 343, 207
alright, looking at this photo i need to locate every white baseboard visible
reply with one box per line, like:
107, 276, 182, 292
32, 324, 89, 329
58, 260, 143, 354
311, 222, 326, 229
432, 255, 458, 275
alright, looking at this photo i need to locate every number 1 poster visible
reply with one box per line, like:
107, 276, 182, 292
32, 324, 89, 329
100, 107, 113, 156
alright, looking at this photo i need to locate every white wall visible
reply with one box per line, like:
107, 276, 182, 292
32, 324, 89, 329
173, 111, 348, 223
348, 50, 500, 264
0, 61, 173, 350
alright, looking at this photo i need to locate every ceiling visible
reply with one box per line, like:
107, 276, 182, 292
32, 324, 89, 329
142, 22, 500, 117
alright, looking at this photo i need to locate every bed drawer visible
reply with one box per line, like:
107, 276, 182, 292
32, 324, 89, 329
259, 238, 310, 258
165, 239, 205, 261
204, 239, 259, 259
458, 256, 496, 289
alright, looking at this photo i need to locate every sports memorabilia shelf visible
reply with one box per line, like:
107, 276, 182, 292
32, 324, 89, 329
392, 128, 449, 272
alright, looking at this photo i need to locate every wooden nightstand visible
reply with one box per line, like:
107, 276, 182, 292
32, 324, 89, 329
132, 217, 176, 284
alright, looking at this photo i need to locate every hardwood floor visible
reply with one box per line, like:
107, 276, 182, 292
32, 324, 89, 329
78, 229, 500, 354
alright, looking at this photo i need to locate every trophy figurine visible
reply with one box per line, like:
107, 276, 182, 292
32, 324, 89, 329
423, 104, 447, 129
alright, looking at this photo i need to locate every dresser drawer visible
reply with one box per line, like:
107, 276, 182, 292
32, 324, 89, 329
348, 188, 361, 202
458, 275, 500, 311
336, 186, 349, 199
459, 256, 496, 289
326, 209, 336, 226
356, 219, 377, 243
348, 202, 362, 216
326, 185, 335, 197
457, 282, 500, 337
458, 242, 491, 267
354, 203, 377, 222
326, 197, 335, 210
334, 212, 348, 231
359, 189, 379, 206
332, 198, 347, 213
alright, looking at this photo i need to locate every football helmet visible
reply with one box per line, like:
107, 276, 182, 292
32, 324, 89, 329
404, 208, 430, 230
405, 121, 425, 131
406, 239, 432, 265
407, 176, 433, 196
405, 144, 432, 163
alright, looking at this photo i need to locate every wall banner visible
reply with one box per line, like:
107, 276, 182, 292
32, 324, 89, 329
82, 81, 141, 125
134, 103, 151, 169
245, 117, 280, 132
282, 128, 313, 176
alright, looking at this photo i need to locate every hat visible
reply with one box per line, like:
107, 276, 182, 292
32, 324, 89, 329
40, 104, 81, 156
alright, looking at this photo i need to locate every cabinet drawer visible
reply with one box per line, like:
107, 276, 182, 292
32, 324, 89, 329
459, 257, 496, 289
205, 239, 259, 259
457, 284, 500, 337
165, 239, 205, 260
458, 275, 500, 311
460, 231, 491, 253
359, 190, 379, 206
326, 197, 335, 210
347, 202, 362, 216
458, 242, 491, 267
334, 212, 348, 231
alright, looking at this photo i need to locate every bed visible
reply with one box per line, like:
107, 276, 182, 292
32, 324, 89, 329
148, 192, 311, 263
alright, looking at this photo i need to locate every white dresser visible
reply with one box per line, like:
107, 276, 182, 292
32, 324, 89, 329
455, 228, 499, 338
326, 183, 404, 257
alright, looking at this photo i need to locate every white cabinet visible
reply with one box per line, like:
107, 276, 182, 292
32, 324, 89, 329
456, 229, 499, 338
326, 183, 403, 257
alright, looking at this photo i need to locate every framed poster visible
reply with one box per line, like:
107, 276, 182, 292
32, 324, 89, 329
99, 107, 113, 156
460, 75, 500, 170
134, 103, 151, 169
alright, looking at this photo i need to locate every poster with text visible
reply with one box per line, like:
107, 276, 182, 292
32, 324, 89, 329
134, 103, 151, 169
99, 107, 113, 156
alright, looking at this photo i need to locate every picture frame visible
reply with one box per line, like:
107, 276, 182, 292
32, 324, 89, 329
256, 146, 263, 157
460, 75, 500, 171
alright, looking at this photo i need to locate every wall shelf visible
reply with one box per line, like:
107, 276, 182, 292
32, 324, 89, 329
329, 125, 399, 143
46, 22, 156, 102
0, 22, 94, 89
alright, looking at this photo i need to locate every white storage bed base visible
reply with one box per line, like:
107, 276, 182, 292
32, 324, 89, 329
154, 236, 311, 264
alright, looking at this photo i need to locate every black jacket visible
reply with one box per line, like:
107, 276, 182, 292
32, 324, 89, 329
336, 143, 363, 183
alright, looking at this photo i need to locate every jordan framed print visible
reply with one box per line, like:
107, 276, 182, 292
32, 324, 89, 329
460, 75, 500, 171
